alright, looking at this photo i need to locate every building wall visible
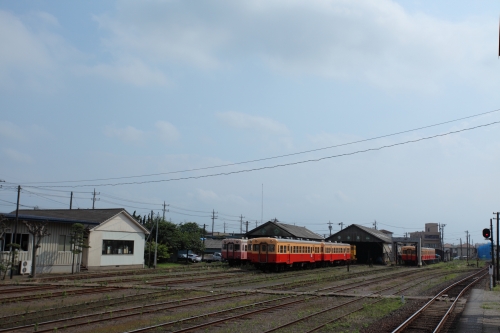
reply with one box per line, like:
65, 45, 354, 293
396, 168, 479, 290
1, 221, 80, 274
87, 213, 145, 270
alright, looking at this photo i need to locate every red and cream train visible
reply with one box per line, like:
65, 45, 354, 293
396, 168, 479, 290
222, 237, 355, 271
400, 245, 436, 265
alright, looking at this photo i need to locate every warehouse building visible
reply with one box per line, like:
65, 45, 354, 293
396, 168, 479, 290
327, 224, 393, 264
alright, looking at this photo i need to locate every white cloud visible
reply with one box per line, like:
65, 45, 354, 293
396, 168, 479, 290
0, 121, 26, 141
92, 0, 496, 92
104, 125, 144, 143
217, 111, 290, 135
104, 121, 180, 145
2, 148, 33, 164
196, 188, 249, 205
155, 121, 180, 144
79, 58, 169, 87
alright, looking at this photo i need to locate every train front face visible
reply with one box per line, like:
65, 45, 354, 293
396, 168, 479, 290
221, 239, 241, 261
401, 246, 416, 263
248, 237, 277, 265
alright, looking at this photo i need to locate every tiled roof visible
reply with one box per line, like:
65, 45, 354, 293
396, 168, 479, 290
7, 208, 125, 224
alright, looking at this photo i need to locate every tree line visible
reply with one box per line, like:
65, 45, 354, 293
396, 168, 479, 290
132, 211, 205, 264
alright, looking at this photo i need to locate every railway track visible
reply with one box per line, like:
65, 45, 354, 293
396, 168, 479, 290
0, 292, 248, 333
390, 269, 487, 333
0, 286, 120, 304
120, 266, 449, 332
0, 289, 173, 328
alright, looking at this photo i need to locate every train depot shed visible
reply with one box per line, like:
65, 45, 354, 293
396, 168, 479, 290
327, 224, 393, 264
245, 219, 324, 241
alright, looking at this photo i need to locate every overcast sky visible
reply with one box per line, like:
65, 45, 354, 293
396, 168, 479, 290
1, 0, 500, 244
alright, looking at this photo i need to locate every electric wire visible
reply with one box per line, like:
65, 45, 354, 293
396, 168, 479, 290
11, 107, 500, 185
18, 120, 500, 188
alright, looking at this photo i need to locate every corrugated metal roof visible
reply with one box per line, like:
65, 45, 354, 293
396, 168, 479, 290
276, 222, 324, 240
354, 224, 393, 243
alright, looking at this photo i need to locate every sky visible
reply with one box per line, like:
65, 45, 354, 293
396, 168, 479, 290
1, 0, 500, 244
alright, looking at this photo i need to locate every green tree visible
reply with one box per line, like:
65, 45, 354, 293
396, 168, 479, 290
144, 242, 169, 263
70, 223, 90, 274
0, 215, 19, 280
23, 220, 50, 278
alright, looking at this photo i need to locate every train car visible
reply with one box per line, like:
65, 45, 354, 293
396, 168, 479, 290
350, 244, 357, 263
221, 238, 249, 266
401, 245, 436, 265
247, 237, 350, 271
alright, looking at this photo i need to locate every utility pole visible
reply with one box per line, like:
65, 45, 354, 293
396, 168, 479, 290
327, 221, 333, 236
162, 201, 169, 221
223, 221, 226, 234
494, 212, 500, 281
465, 230, 469, 265
91, 188, 100, 209
338, 222, 344, 230
211, 210, 218, 236
9, 185, 21, 279
255, 221, 258, 228
245, 221, 249, 233
239, 215, 245, 234
261, 184, 263, 224
70, 191, 73, 210
441, 224, 446, 261
154, 212, 159, 269
491, 218, 496, 287
373, 220, 377, 230
202, 224, 206, 261
460, 238, 462, 258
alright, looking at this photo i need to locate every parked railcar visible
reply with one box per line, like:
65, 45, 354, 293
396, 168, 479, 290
350, 244, 357, 263
401, 245, 436, 265
247, 237, 350, 271
221, 238, 249, 266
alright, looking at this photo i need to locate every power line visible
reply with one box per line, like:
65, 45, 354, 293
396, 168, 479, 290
18, 120, 500, 189
11, 107, 500, 186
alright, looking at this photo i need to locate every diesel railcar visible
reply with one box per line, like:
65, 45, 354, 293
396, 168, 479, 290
401, 245, 436, 265
221, 238, 249, 266
247, 237, 351, 271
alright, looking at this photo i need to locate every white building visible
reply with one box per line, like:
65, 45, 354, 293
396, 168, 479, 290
0, 208, 149, 274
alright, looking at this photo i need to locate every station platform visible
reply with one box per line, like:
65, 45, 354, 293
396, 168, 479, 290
455, 288, 500, 332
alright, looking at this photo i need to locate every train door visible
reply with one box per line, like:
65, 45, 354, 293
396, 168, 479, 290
259, 242, 268, 263
226, 242, 234, 259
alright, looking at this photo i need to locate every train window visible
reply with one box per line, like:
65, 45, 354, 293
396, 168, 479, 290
228, 244, 233, 250
269, 245, 275, 252
308, 247, 310, 253
262, 245, 267, 251
253, 245, 259, 251
287, 246, 290, 252
235, 244, 240, 250
245, 245, 248, 251
222, 244, 227, 249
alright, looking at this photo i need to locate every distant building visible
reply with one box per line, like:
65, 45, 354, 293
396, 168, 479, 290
409, 223, 441, 249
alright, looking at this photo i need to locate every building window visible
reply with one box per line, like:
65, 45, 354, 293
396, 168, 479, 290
102, 240, 134, 255
58, 235, 72, 251
1, 233, 29, 251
